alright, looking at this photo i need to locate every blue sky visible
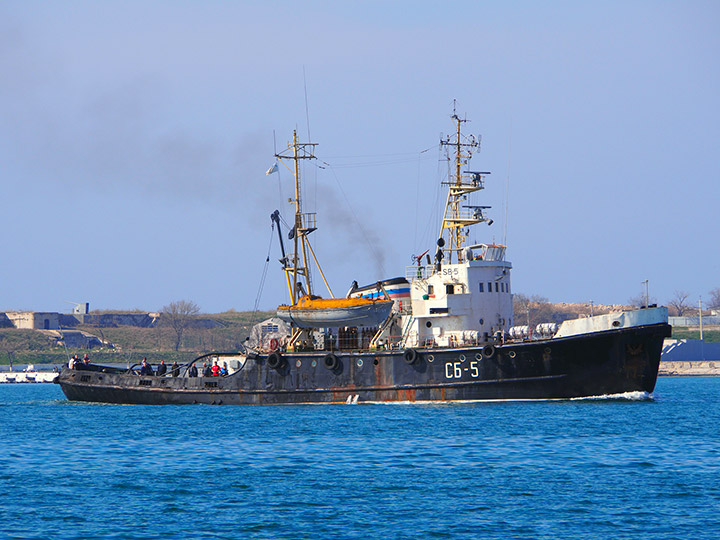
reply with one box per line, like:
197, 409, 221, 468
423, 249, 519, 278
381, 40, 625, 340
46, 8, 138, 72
1, 1, 718, 313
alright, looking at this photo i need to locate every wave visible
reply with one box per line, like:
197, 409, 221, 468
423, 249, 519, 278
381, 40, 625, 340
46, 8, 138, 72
570, 391, 653, 401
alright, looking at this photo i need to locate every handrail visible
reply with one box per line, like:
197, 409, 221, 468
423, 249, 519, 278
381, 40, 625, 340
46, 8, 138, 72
405, 265, 436, 281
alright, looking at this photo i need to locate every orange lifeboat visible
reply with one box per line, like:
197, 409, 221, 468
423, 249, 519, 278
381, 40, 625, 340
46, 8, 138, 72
277, 295, 393, 328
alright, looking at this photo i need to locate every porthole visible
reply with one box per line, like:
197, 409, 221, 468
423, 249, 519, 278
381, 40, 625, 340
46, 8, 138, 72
426, 321, 432, 328
459, 354, 466, 362
612, 320, 621, 327
311, 360, 317, 368
428, 355, 434, 363
508, 351, 516, 359
544, 347, 551, 354
475, 353, 482, 360
357, 359, 363, 367
373, 359, 379, 365
479, 318, 484, 325
296, 360, 302, 367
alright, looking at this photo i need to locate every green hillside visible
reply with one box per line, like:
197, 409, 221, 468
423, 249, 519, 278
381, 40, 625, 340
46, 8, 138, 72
0, 310, 274, 366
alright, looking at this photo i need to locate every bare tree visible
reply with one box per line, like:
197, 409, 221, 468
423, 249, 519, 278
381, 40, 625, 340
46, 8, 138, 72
709, 288, 720, 311
512, 293, 555, 328
0, 333, 20, 370
161, 300, 201, 351
668, 290, 690, 316
513, 293, 531, 326
629, 291, 656, 308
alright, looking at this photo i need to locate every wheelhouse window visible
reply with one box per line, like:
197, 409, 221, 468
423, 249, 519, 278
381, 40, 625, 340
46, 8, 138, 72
446, 284, 454, 295
479, 283, 484, 292
428, 285, 434, 295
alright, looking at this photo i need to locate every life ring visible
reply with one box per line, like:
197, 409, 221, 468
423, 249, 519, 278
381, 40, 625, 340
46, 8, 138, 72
267, 351, 285, 370
269, 338, 279, 351
323, 353, 339, 371
403, 348, 418, 365
482, 344, 495, 359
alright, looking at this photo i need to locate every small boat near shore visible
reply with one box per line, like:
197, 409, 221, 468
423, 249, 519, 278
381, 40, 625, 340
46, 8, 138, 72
55, 105, 671, 405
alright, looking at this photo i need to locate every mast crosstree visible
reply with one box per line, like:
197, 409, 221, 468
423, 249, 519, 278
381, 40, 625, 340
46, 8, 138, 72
438, 103, 492, 263
275, 130, 333, 305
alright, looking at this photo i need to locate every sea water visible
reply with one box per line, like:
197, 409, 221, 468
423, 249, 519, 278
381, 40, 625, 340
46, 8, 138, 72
0, 378, 718, 540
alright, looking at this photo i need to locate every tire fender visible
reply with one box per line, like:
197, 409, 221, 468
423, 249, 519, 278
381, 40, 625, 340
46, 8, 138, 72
323, 353, 339, 371
403, 348, 418, 365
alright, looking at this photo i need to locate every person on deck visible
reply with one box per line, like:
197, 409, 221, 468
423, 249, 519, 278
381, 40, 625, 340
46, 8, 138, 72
139, 358, 154, 376
82, 354, 90, 367
156, 360, 167, 377
219, 362, 228, 377
202, 362, 212, 377
211, 361, 220, 377
188, 363, 198, 377
171, 361, 180, 377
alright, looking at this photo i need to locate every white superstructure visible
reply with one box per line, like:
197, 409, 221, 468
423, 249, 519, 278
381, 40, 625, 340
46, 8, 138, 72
402, 244, 512, 347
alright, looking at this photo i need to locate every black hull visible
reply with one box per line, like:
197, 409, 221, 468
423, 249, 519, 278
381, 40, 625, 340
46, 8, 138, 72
55, 323, 671, 405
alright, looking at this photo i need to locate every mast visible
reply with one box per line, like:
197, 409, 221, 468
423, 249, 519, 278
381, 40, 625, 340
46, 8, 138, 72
438, 102, 492, 263
276, 130, 318, 304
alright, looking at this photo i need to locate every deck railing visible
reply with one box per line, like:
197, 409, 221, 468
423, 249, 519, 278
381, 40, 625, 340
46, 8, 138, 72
405, 265, 436, 281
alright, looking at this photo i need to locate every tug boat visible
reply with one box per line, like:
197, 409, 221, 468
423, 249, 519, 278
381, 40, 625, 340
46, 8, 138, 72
55, 107, 671, 405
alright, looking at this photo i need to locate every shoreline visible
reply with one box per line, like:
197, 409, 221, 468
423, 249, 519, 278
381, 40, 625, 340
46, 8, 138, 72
659, 361, 720, 377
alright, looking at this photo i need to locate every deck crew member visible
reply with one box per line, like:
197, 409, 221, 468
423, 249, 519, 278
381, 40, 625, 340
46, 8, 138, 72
157, 360, 167, 377
139, 358, 154, 376
202, 362, 212, 377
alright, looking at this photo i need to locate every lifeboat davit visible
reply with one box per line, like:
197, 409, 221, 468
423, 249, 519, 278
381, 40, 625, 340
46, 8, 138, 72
277, 296, 393, 328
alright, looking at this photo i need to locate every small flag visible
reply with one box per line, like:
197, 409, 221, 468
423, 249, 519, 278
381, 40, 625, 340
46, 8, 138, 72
265, 163, 278, 175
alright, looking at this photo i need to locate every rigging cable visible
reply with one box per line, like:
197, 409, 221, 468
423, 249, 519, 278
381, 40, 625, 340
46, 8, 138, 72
412, 145, 436, 253
319, 154, 436, 169
418, 143, 445, 251
250, 223, 275, 329
503, 119, 512, 247
303, 66, 312, 143
272, 130, 284, 211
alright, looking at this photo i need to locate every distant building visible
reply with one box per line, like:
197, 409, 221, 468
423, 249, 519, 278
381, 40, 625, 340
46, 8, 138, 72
80, 313, 159, 327
71, 302, 90, 315
5, 312, 60, 330
2, 307, 215, 331
669, 316, 720, 326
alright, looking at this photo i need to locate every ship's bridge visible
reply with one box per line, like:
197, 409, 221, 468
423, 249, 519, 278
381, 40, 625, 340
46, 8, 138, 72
405, 244, 506, 281
465, 243, 506, 262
